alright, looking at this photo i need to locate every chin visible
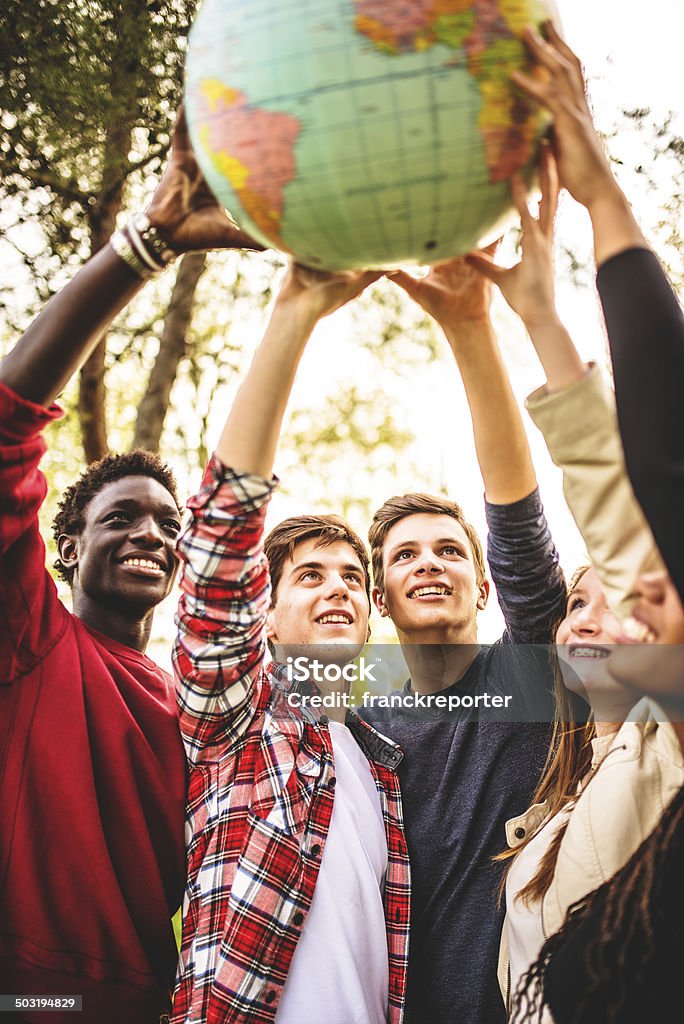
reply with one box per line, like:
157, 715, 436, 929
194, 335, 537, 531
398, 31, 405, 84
609, 645, 684, 702
558, 658, 601, 697
308, 639, 366, 665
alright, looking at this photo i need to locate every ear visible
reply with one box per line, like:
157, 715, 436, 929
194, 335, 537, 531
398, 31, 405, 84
265, 605, 277, 641
366, 621, 372, 643
372, 585, 390, 618
476, 578, 490, 611
57, 534, 79, 574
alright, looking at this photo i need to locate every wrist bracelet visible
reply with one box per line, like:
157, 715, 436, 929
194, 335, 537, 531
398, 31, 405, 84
132, 212, 177, 268
110, 229, 157, 279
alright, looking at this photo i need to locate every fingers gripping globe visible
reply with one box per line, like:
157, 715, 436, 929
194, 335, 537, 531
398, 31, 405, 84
185, 0, 560, 270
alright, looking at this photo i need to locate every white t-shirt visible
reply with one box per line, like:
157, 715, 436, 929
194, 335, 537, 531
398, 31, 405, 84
506, 732, 618, 1002
276, 720, 389, 1024
506, 805, 572, 1003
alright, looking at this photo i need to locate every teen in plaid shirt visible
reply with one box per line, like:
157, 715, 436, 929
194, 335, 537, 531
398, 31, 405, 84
171, 264, 411, 1024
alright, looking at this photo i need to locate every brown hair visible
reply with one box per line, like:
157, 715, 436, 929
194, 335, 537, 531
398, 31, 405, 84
264, 514, 370, 604
368, 492, 486, 593
495, 565, 595, 906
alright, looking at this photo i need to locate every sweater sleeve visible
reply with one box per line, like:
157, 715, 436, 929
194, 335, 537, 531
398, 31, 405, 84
172, 456, 277, 763
597, 247, 684, 602
0, 382, 64, 682
526, 364, 663, 621
485, 488, 566, 644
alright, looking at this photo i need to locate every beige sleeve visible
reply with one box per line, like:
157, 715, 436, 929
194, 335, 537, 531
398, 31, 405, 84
526, 364, 663, 620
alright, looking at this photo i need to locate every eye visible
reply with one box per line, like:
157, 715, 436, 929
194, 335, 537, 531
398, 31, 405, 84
105, 511, 130, 524
300, 570, 320, 582
344, 572, 363, 586
162, 519, 182, 534
394, 549, 413, 561
567, 596, 586, 613
441, 545, 462, 557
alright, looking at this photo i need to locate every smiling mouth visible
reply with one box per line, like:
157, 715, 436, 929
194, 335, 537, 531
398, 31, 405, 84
120, 557, 166, 577
316, 613, 353, 625
569, 645, 611, 659
408, 585, 452, 599
621, 616, 657, 644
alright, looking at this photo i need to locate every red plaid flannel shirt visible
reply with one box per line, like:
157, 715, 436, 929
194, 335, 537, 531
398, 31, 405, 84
171, 458, 410, 1024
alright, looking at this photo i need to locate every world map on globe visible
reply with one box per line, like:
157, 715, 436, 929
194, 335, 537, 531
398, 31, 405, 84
185, 0, 559, 270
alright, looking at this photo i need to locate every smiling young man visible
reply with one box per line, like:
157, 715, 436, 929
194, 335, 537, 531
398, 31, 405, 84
0, 113, 259, 1023
170, 262, 410, 1024
361, 257, 567, 1024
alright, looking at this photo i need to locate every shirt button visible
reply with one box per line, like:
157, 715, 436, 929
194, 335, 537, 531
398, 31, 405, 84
319, 715, 329, 726
515, 827, 525, 839
293, 911, 304, 926
329, 776, 337, 790
310, 843, 321, 857
265, 990, 276, 1004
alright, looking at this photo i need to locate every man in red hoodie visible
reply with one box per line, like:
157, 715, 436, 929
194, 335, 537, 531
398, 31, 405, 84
0, 112, 259, 1023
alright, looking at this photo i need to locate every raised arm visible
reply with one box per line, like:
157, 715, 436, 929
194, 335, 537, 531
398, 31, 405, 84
388, 254, 536, 505
512, 22, 684, 602
0, 109, 261, 407
388, 254, 566, 642
173, 263, 380, 759
215, 263, 381, 477
468, 149, 664, 620
512, 22, 648, 267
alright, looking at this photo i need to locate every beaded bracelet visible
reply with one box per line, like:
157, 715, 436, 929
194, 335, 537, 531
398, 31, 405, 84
110, 229, 155, 278
109, 213, 177, 278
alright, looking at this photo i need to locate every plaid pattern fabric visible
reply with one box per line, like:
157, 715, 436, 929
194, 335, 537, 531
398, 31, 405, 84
171, 458, 410, 1024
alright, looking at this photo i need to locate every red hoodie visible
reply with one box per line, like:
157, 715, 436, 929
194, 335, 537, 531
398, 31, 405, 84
0, 384, 186, 1024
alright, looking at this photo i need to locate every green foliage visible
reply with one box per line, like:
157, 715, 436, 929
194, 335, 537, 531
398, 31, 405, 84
0, 0, 198, 323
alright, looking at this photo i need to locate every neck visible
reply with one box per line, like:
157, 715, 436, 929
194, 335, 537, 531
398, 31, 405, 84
318, 678, 351, 723
593, 720, 622, 739
73, 595, 153, 653
399, 638, 480, 695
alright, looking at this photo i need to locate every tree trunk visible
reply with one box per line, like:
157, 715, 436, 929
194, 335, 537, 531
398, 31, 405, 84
78, 197, 123, 463
78, 0, 148, 463
132, 251, 207, 452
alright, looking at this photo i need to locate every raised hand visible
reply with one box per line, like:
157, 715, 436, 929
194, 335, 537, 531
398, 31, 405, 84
512, 21, 616, 211
146, 106, 264, 254
465, 144, 559, 329
467, 145, 587, 392
275, 261, 383, 326
387, 242, 498, 333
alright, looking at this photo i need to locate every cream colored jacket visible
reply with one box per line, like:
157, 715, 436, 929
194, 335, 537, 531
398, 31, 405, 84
497, 367, 671, 1012
526, 364, 663, 621
498, 700, 684, 1010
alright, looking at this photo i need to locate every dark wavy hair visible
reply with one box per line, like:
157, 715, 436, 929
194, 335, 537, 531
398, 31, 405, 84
52, 449, 179, 584
509, 781, 684, 1023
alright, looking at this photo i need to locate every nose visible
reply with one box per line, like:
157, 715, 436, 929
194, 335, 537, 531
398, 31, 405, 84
129, 515, 164, 548
570, 602, 601, 636
415, 549, 444, 575
324, 573, 351, 600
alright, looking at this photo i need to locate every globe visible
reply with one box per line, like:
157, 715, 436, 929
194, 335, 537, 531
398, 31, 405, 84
185, 0, 559, 270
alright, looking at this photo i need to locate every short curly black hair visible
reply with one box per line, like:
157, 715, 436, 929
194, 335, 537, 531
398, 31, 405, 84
52, 449, 180, 585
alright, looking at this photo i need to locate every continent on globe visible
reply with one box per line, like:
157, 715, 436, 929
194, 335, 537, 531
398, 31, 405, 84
185, 0, 558, 269
194, 78, 301, 249
355, 0, 546, 182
